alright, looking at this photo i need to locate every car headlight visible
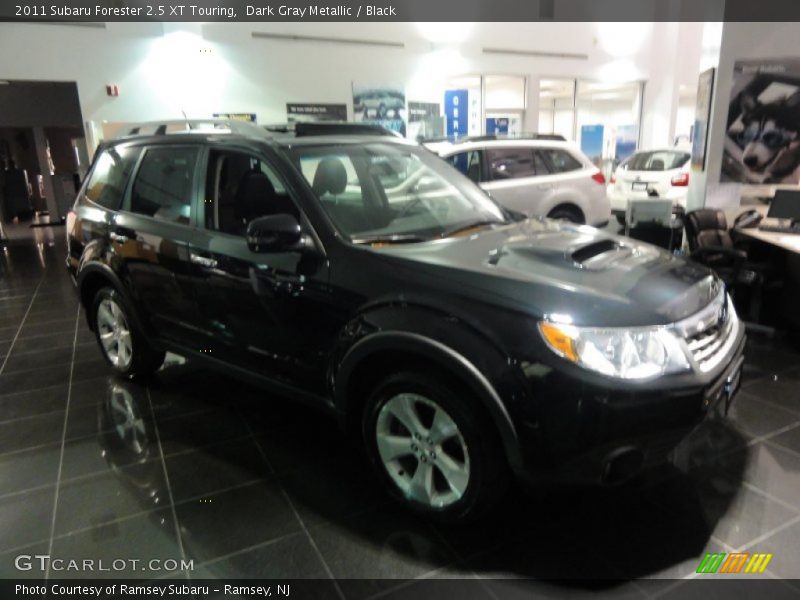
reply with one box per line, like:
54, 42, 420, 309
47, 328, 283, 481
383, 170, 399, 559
538, 321, 690, 380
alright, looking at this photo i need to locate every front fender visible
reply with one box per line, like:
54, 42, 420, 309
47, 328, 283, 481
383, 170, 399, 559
332, 306, 528, 473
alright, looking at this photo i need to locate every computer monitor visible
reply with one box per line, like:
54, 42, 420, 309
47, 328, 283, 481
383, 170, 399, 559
767, 190, 800, 220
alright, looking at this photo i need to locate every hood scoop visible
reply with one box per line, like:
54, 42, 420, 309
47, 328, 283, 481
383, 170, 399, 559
571, 240, 635, 270
495, 231, 642, 272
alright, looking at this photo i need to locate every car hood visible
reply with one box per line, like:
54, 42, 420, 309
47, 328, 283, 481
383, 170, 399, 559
372, 219, 720, 327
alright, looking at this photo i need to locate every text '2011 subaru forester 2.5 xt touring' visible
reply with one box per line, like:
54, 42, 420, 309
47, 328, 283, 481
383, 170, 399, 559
67, 120, 745, 522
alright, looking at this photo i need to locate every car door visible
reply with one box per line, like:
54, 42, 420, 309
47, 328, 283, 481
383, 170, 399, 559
188, 145, 333, 395
113, 143, 207, 347
479, 146, 554, 216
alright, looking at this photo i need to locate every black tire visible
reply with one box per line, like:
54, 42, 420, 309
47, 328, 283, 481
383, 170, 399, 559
547, 205, 584, 223
91, 287, 165, 378
615, 213, 626, 226
362, 371, 508, 523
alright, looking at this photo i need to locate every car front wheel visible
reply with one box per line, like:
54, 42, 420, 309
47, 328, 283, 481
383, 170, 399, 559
92, 287, 165, 378
362, 371, 507, 522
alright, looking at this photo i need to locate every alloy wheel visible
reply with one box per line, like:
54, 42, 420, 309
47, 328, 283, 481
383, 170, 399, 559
96, 298, 133, 369
375, 393, 470, 508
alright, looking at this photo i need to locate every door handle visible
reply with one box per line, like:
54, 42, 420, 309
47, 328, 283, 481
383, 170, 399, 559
190, 253, 218, 269
109, 232, 128, 243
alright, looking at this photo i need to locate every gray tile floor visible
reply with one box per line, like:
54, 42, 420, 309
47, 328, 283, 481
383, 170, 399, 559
1, 223, 799, 598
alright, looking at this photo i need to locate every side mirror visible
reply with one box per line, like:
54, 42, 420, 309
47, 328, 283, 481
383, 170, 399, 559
246, 214, 309, 253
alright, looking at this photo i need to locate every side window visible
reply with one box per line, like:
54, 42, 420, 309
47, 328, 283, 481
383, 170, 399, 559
83, 145, 142, 210
486, 147, 537, 180
448, 151, 483, 183
539, 148, 583, 173
130, 147, 199, 224
204, 149, 294, 236
533, 151, 552, 175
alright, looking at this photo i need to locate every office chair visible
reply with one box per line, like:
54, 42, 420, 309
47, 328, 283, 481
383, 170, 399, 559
684, 208, 777, 328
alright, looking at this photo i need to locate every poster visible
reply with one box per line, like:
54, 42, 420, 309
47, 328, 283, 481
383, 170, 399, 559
486, 118, 509, 135
444, 90, 468, 137
407, 102, 442, 141
691, 68, 715, 170
213, 113, 257, 122
286, 103, 347, 123
615, 124, 638, 163
352, 84, 406, 136
722, 58, 800, 184
580, 124, 604, 168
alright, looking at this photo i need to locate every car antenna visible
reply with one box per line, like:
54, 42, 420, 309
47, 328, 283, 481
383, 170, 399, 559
181, 109, 191, 131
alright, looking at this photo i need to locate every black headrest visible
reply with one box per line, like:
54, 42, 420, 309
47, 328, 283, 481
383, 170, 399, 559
650, 159, 665, 170
234, 170, 275, 221
312, 158, 348, 196
688, 208, 728, 232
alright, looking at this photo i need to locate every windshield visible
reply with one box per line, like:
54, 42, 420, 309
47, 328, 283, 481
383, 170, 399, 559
291, 142, 507, 243
622, 150, 689, 171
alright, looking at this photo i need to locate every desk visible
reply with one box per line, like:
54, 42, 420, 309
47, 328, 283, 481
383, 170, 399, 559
737, 228, 800, 254
737, 228, 800, 331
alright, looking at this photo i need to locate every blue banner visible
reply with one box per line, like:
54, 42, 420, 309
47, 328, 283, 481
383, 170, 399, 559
444, 90, 469, 137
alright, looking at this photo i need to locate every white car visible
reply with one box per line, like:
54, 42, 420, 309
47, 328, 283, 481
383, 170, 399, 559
433, 138, 611, 226
608, 148, 691, 225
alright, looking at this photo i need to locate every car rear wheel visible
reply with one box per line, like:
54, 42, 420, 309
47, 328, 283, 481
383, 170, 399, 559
92, 287, 165, 378
362, 371, 507, 522
547, 205, 584, 223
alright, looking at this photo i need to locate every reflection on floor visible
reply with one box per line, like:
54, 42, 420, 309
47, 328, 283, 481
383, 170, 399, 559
1, 224, 800, 599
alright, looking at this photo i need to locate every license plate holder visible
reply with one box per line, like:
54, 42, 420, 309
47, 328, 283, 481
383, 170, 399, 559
704, 355, 744, 415
632, 182, 648, 191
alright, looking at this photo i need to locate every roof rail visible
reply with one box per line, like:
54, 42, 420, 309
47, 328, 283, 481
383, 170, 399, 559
112, 119, 271, 140
421, 133, 568, 144
263, 121, 402, 138
454, 133, 567, 143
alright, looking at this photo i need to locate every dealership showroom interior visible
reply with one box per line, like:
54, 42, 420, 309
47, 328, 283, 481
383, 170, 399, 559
2, 1, 800, 597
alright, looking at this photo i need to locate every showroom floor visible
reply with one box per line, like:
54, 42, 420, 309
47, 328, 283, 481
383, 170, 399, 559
1, 223, 800, 599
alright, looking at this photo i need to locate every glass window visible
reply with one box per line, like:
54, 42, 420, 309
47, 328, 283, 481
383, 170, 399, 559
447, 151, 483, 183
533, 151, 552, 175
293, 143, 506, 243
204, 150, 293, 236
539, 148, 583, 173
83, 145, 142, 209
131, 147, 198, 224
622, 151, 690, 171
538, 79, 576, 141
486, 148, 537, 180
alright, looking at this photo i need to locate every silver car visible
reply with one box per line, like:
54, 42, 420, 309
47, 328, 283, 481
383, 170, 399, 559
434, 139, 611, 226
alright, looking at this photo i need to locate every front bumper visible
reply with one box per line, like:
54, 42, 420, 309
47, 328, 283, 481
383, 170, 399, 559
513, 332, 746, 487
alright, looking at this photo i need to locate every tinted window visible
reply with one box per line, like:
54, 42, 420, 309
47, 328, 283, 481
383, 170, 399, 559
204, 150, 293, 236
448, 151, 483, 183
540, 148, 583, 173
624, 151, 690, 171
131, 147, 198, 224
533, 151, 552, 175
486, 148, 537, 179
83, 145, 141, 209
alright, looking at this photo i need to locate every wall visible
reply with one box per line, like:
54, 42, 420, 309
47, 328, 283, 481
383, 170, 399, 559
687, 21, 800, 210
0, 21, 704, 149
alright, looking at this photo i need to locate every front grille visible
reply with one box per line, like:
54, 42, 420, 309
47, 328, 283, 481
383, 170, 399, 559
686, 310, 735, 371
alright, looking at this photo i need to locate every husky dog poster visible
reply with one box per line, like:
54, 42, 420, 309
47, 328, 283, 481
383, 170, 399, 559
352, 84, 406, 136
723, 58, 800, 184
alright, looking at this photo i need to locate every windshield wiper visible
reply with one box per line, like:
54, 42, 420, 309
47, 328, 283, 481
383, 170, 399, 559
439, 219, 504, 239
351, 233, 428, 245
